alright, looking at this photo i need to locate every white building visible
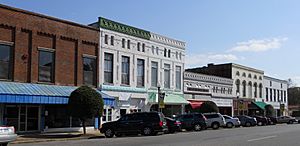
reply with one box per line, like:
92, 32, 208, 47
184, 71, 234, 116
90, 17, 187, 121
263, 76, 288, 116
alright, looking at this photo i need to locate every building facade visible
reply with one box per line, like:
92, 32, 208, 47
184, 71, 234, 115
90, 17, 187, 119
263, 76, 288, 116
0, 4, 115, 133
186, 63, 265, 116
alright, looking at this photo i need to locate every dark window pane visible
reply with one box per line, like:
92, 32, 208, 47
151, 62, 158, 87
121, 56, 130, 85
38, 51, 54, 82
104, 53, 113, 83
83, 57, 96, 86
137, 59, 144, 87
0, 45, 11, 79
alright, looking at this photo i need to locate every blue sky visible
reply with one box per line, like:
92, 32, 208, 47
1, 0, 300, 85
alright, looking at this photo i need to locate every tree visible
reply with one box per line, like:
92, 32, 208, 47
186, 101, 219, 113
68, 86, 104, 134
288, 87, 300, 105
265, 104, 275, 117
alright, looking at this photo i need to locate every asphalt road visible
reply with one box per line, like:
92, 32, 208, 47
13, 124, 300, 146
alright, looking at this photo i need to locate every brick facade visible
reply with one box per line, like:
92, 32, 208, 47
0, 4, 100, 87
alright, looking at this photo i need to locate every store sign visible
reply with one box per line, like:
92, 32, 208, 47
280, 104, 285, 112
158, 93, 165, 108
211, 98, 233, 107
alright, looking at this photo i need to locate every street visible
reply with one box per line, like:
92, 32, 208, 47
13, 124, 300, 146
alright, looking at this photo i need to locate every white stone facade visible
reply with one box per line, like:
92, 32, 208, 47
263, 76, 288, 116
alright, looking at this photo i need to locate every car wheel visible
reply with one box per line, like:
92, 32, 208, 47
258, 122, 263, 126
245, 122, 251, 127
288, 120, 293, 124
194, 124, 202, 131
226, 122, 234, 128
104, 128, 115, 138
212, 122, 220, 130
142, 127, 153, 136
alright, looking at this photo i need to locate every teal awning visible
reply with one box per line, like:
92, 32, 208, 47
253, 101, 268, 110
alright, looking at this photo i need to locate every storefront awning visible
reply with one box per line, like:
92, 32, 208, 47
188, 100, 204, 109
0, 82, 115, 106
252, 101, 268, 110
148, 92, 189, 105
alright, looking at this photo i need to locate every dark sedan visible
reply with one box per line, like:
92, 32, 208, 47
253, 115, 268, 126
234, 115, 257, 127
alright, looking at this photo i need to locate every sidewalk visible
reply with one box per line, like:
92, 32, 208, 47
12, 129, 104, 144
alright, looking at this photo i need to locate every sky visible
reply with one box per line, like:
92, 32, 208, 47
1, 0, 300, 85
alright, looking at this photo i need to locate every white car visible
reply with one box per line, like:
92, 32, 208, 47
223, 115, 241, 128
0, 126, 17, 146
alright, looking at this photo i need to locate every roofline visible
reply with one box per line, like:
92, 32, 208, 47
204, 63, 264, 74
184, 71, 233, 82
264, 75, 288, 83
0, 4, 99, 31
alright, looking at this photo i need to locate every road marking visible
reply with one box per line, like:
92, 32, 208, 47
247, 135, 277, 142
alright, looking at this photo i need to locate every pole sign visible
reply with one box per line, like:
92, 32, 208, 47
159, 93, 165, 109
280, 104, 285, 112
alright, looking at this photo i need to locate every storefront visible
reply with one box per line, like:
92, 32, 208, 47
0, 82, 115, 133
233, 98, 254, 116
248, 101, 268, 116
211, 97, 233, 116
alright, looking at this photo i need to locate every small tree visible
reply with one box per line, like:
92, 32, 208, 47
68, 86, 104, 134
265, 104, 275, 117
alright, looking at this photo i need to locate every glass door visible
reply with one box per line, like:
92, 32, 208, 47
27, 106, 39, 131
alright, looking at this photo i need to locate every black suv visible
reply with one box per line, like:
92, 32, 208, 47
174, 113, 207, 131
100, 112, 168, 138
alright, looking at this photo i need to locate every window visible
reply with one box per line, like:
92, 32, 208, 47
156, 47, 159, 55
176, 66, 181, 90
254, 75, 257, 79
179, 52, 182, 60
102, 108, 112, 122
281, 90, 283, 102
270, 88, 273, 102
122, 38, 125, 48
284, 91, 287, 102
121, 56, 130, 85
164, 64, 171, 88
137, 42, 140, 51
277, 90, 280, 102
274, 89, 276, 102
104, 53, 113, 83
236, 71, 240, 76
127, 40, 130, 49
151, 46, 155, 54
248, 74, 252, 78
107, 109, 112, 121
259, 84, 263, 98
38, 50, 54, 82
235, 79, 240, 94
281, 83, 283, 88
168, 50, 171, 58
242, 81, 246, 97
110, 36, 114, 46
0, 44, 12, 80
254, 83, 257, 98
242, 73, 246, 77
151, 62, 158, 87
83, 56, 97, 86
266, 88, 269, 101
104, 34, 108, 44
142, 43, 145, 52
164, 48, 167, 57
137, 59, 145, 87
270, 81, 272, 86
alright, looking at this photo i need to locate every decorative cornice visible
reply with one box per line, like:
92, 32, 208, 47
98, 17, 151, 40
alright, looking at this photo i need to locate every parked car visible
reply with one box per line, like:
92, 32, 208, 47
234, 115, 257, 127
223, 115, 241, 128
267, 116, 278, 125
277, 116, 298, 124
174, 113, 207, 131
253, 115, 268, 126
100, 112, 168, 138
203, 113, 226, 129
0, 126, 17, 146
164, 117, 181, 133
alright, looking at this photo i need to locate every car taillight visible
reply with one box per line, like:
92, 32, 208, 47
159, 121, 163, 127
175, 121, 182, 125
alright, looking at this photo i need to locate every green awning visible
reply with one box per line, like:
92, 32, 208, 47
253, 101, 268, 110
148, 92, 189, 104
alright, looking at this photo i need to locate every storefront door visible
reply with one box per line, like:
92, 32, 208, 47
5, 105, 40, 132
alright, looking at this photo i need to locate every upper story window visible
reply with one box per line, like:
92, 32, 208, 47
248, 74, 252, 78
236, 71, 240, 76
164, 48, 167, 57
242, 72, 246, 77
104, 53, 113, 84
156, 47, 159, 55
176, 66, 181, 90
270, 81, 272, 86
121, 56, 130, 85
168, 50, 171, 58
110, 36, 114, 46
259, 76, 262, 80
179, 52, 182, 60
38, 50, 55, 83
254, 75, 257, 79
266, 87, 269, 101
127, 40, 130, 49
122, 38, 125, 48
137, 59, 145, 87
164, 64, 171, 89
151, 61, 158, 87
176, 52, 178, 59
137, 42, 141, 51
281, 83, 283, 88
142, 43, 145, 52
83, 56, 97, 86
104, 34, 108, 44
0, 44, 12, 80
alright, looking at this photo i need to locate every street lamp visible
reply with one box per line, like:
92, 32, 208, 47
236, 92, 240, 116
157, 83, 161, 112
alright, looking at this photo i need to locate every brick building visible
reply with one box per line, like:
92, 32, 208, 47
0, 4, 115, 133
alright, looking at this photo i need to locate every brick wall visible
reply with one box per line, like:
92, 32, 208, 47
0, 4, 100, 87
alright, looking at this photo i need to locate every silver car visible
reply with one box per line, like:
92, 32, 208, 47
223, 115, 241, 128
203, 113, 226, 129
0, 126, 17, 146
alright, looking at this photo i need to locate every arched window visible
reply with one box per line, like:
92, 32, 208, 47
254, 83, 258, 98
236, 71, 240, 76
259, 83, 263, 98
248, 74, 252, 78
235, 79, 240, 94
242, 72, 246, 77
248, 81, 252, 98
254, 75, 257, 79
242, 80, 247, 97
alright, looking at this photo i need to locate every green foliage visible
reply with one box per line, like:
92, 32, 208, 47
288, 87, 300, 105
265, 104, 275, 117
186, 101, 219, 113
68, 86, 104, 134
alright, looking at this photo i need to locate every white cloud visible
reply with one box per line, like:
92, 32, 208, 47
185, 53, 241, 68
228, 37, 288, 52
